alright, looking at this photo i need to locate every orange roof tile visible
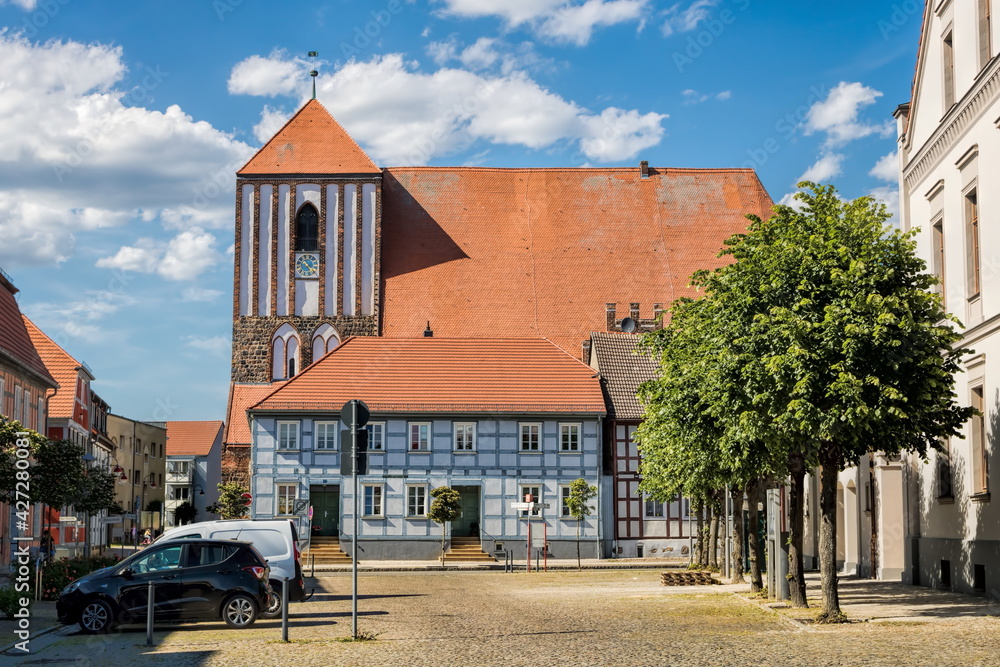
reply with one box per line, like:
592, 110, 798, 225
380, 167, 773, 355
0, 276, 56, 388
251, 338, 606, 414
224, 382, 286, 445
239, 99, 379, 175
166, 420, 224, 457
23, 316, 86, 418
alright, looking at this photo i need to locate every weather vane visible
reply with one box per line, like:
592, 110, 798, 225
308, 51, 319, 99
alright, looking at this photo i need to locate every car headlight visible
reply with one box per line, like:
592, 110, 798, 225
61, 581, 81, 596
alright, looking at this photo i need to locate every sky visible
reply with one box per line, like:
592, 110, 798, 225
0, 0, 923, 422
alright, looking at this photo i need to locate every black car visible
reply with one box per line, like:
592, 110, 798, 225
57, 539, 272, 633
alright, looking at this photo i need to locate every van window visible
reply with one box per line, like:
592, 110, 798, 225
214, 529, 289, 558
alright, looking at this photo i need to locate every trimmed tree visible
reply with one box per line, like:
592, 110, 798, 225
565, 478, 598, 570
206, 482, 250, 519
173, 501, 198, 525
428, 486, 462, 565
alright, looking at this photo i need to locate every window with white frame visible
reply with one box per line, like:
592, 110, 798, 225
520, 485, 542, 517
277, 421, 300, 450
560, 486, 572, 517
520, 423, 541, 451
454, 422, 476, 451
277, 484, 297, 515
559, 423, 581, 452
363, 484, 383, 516
173, 487, 190, 501
168, 461, 190, 475
368, 422, 385, 450
409, 422, 430, 451
645, 496, 664, 518
315, 421, 337, 450
407, 485, 427, 517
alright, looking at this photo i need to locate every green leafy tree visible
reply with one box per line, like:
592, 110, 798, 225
565, 478, 598, 570
641, 182, 974, 620
75, 467, 118, 515
173, 501, 198, 525
428, 486, 462, 564
0, 420, 46, 504
206, 481, 250, 519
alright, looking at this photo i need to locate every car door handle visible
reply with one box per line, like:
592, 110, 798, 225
217, 569, 231, 574
160, 575, 177, 580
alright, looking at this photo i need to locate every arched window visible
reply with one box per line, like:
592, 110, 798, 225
272, 324, 301, 380
296, 204, 319, 252
311, 323, 340, 364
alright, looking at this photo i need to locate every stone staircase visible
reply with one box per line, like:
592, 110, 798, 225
443, 537, 496, 563
303, 536, 352, 565
660, 570, 720, 586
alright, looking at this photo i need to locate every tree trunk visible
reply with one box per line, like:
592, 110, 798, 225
576, 521, 582, 571
746, 480, 764, 593
695, 499, 706, 568
708, 493, 720, 570
818, 445, 844, 621
440, 522, 447, 566
731, 486, 745, 584
787, 453, 808, 607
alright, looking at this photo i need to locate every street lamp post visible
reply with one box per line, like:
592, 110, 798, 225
138, 473, 157, 547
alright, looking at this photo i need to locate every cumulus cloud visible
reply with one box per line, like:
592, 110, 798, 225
804, 82, 894, 147
1, 0, 38, 9
0, 33, 254, 267
798, 153, 845, 183
427, 36, 554, 75
253, 105, 293, 144
681, 89, 731, 104
434, 0, 647, 45
96, 228, 222, 281
661, 0, 720, 37
227, 50, 310, 97
26, 292, 138, 343
181, 286, 223, 302
869, 150, 898, 182
234, 52, 666, 164
183, 335, 231, 355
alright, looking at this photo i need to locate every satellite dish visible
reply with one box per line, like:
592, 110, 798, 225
620, 317, 638, 333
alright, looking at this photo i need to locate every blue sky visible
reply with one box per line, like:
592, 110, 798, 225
0, 0, 922, 422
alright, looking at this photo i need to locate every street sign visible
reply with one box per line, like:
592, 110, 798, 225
339, 427, 369, 475
340, 399, 370, 428
293, 499, 309, 514
241, 492, 253, 506
511, 502, 533, 510
121, 513, 137, 520
98, 516, 123, 524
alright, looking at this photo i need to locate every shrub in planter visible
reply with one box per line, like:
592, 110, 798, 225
0, 586, 30, 618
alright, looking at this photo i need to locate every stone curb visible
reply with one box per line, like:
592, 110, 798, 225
0, 621, 65, 656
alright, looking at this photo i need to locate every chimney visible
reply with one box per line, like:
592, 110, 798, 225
423, 321, 433, 337
640, 160, 649, 179
606, 303, 617, 332
653, 303, 664, 328
582, 339, 593, 364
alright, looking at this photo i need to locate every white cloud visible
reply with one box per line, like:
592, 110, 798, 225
661, 0, 720, 37
234, 53, 667, 164
804, 82, 894, 147
1, 0, 38, 9
681, 89, 731, 104
96, 228, 221, 281
253, 105, 293, 144
95, 239, 161, 273
434, 0, 647, 45
184, 335, 230, 355
798, 153, 844, 183
227, 51, 309, 97
181, 286, 223, 302
426, 37, 554, 75
26, 292, 138, 343
869, 150, 898, 182
0, 33, 254, 267
869, 185, 899, 225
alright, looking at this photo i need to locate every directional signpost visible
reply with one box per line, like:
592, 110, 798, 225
341, 399, 369, 641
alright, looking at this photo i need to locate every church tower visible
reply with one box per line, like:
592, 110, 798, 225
231, 100, 382, 383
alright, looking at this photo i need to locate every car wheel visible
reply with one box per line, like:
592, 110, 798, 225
79, 598, 116, 634
222, 593, 258, 629
260, 586, 282, 619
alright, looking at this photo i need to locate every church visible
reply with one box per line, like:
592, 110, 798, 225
222, 98, 774, 560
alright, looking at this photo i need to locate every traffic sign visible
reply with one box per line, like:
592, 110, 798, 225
241, 492, 253, 506
340, 399, 370, 428
511, 502, 533, 510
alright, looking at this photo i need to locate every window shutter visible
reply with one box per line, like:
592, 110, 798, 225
944, 35, 955, 108
980, 0, 992, 69
966, 199, 978, 297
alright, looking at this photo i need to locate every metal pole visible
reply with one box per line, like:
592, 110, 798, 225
351, 415, 358, 641
146, 580, 155, 646
687, 496, 692, 567
281, 577, 289, 642
526, 519, 531, 574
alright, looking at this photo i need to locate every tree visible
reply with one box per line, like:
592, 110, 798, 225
428, 486, 462, 565
174, 501, 198, 525
206, 482, 250, 519
565, 478, 598, 570
0, 420, 46, 504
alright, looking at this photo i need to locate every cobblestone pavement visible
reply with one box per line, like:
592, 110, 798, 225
6, 570, 1000, 666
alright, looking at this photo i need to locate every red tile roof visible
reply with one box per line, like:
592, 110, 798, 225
380, 167, 773, 355
23, 316, 84, 418
251, 337, 605, 414
0, 277, 56, 388
224, 382, 286, 445
238, 99, 379, 175
166, 421, 224, 457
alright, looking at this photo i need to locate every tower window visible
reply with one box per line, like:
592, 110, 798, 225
296, 204, 319, 252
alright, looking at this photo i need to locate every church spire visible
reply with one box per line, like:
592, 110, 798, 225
308, 50, 318, 100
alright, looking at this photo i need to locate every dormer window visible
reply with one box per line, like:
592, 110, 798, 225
296, 203, 319, 252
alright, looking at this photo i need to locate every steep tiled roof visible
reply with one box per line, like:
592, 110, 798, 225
0, 276, 56, 388
23, 316, 85, 418
239, 99, 379, 175
251, 337, 605, 414
589, 332, 659, 420
380, 167, 772, 355
166, 421, 224, 457
224, 382, 286, 445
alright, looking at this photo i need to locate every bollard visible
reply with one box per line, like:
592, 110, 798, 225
310, 552, 315, 578
281, 577, 289, 642
146, 580, 155, 646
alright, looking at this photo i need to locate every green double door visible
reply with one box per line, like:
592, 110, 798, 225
310, 485, 340, 537
453, 486, 481, 537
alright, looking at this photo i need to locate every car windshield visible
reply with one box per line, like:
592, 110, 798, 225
121, 544, 184, 574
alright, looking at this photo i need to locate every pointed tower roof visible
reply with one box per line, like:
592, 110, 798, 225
239, 99, 379, 176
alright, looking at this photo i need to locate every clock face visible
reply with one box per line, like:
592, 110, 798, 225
295, 253, 319, 278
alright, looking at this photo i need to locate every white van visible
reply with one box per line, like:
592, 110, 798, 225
155, 519, 308, 617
